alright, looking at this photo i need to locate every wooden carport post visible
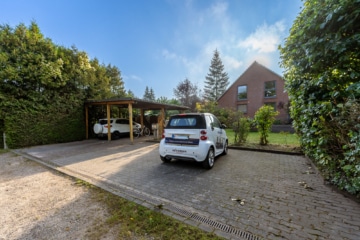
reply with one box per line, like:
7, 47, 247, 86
140, 109, 144, 128
158, 107, 165, 140
128, 102, 134, 144
85, 104, 89, 139
106, 103, 111, 141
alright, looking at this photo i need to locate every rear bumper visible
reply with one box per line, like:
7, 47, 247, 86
159, 139, 210, 162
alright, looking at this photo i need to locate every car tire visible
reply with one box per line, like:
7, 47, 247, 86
113, 131, 121, 139
222, 140, 228, 155
202, 147, 215, 169
93, 123, 103, 134
160, 156, 171, 163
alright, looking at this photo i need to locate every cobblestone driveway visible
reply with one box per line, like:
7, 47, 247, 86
17, 139, 360, 240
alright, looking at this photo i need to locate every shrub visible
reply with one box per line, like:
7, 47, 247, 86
279, 0, 360, 196
232, 117, 250, 145
196, 101, 237, 128
254, 105, 279, 145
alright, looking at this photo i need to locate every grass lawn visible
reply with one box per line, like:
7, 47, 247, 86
226, 129, 301, 152
77, 180, 224, 240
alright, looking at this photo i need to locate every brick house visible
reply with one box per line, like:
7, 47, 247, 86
217, 61, 290, 123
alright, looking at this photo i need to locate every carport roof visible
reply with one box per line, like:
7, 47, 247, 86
85, 97, 189, 111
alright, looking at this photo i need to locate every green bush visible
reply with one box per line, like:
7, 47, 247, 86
196, 101, 237, 128
232, 117, 250, 145
5, 107, 85, 149
279, 0, 360, 196
254, 105, 279, 145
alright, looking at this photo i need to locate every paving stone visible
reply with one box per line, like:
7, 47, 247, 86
17, 138, 360, 240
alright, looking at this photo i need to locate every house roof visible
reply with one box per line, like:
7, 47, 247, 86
217, 61, 283, 101
85, 97, 189, 111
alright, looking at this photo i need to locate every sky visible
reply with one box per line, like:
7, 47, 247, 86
1, 0, 303, 99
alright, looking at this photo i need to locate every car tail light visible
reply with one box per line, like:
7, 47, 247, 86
162, 130, 165, 139
200, 130, 207, 140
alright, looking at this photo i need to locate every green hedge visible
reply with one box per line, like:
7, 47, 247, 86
4, 107, 85, 149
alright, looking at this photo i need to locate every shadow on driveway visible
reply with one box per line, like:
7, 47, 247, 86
16, 138, 360, 240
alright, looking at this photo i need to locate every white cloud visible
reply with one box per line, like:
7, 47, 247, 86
123, 74, 143, 82
160, 2, 286, 89
209, 1, 228, 19
238, 21, 285, 53
223, 55, 243, 70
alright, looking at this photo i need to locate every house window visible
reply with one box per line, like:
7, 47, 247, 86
237, 104, 247, 113
237, 85, 247, 100
264, 81, 276, 98
265, 102, 276, 111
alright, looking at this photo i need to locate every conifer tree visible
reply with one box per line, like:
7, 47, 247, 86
203, 49, 229, 101
143, 86, 155, 101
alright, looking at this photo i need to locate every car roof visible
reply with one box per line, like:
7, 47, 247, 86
99, 118, 127, 120
170, 113, 212, 117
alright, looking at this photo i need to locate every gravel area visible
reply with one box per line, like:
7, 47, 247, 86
0, 152, 118, 240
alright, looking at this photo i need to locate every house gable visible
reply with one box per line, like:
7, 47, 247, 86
217, 61, 289, 122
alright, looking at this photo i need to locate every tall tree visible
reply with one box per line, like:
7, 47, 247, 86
173, 78, 200, 111
279, 0, 360, 195
126, 89, 135, 98
106, 64, 126, 97
203, 49, 229, 101
143, 86, 155, 101
0, 22, 128, 148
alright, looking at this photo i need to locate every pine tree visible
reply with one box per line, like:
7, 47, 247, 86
149, 88, 155, 101
143, 86, 155, 101
143, 86, 150, 100
203, 49, 229, 101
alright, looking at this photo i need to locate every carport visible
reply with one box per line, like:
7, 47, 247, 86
84, 97, 189, 143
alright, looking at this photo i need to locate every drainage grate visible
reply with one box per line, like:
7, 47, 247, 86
189, 214, 261, 240
166, 205, 193, 218
112, 187, 263, 240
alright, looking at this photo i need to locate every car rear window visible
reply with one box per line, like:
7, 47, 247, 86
166, 115, 206, 129
99, 119, 113, 124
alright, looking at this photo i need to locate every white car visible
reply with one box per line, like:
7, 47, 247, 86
93, 118, 141, 139
159, 113, 228, 169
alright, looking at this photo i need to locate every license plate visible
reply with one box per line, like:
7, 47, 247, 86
172, 149, 187, 153
173, 134, 189, 139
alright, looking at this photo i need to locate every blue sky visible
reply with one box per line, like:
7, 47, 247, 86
1, 0, 303, 99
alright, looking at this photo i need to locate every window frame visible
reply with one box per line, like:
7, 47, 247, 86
264, 80, 276, 98
237, 85, 247, 100
237, 104, 247, 114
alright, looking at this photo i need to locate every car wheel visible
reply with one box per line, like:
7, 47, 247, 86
160, 156, 171, 163
113, 131, 121, 139
93, 123, 103, 134
202, 147, 215, 169
222, 140, 228, 155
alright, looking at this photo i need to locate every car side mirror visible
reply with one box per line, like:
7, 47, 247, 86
221, 124, 227, 129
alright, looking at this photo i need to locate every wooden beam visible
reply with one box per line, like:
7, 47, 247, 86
128, 103, 134, 144
107, 103, 111, 141
140, 109, 144, 127
85, 104, 89, 139
158, 107, 165, 140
